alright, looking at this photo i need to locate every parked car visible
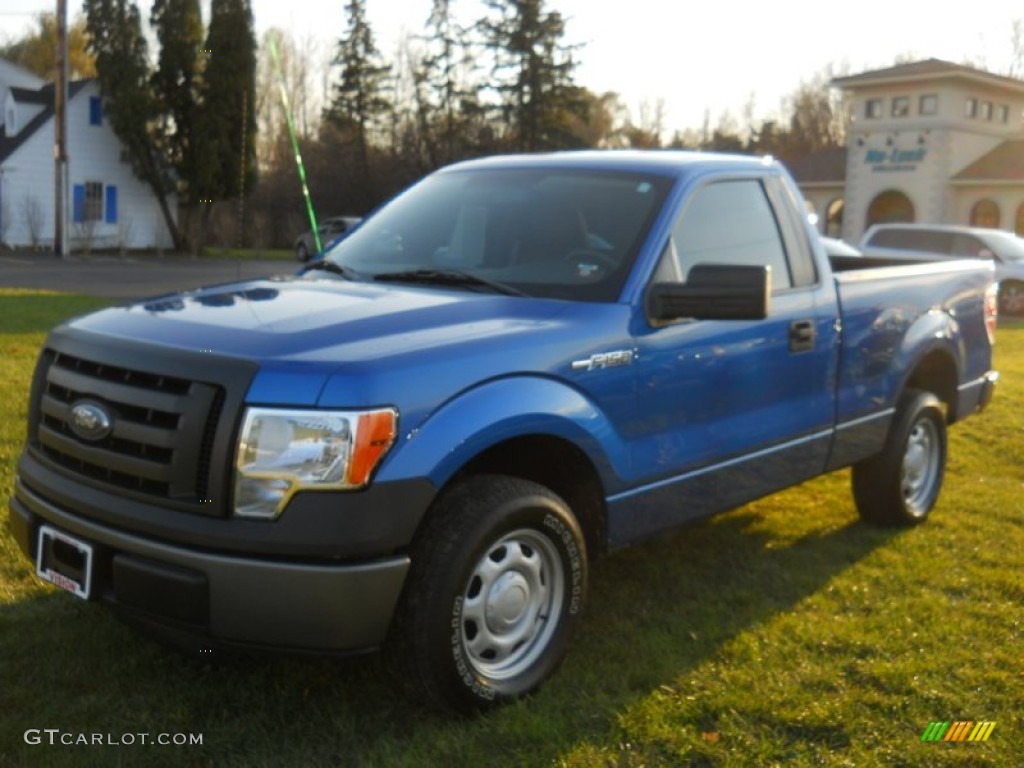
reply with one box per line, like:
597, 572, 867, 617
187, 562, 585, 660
294, 216, 361, 262
10, 151, 998, 713
860, 223, 1024, 315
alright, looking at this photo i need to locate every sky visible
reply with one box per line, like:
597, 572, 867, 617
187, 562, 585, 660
2, 0, 1023, 135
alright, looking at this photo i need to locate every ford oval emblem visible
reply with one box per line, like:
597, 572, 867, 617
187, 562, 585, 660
69, 401, 113, 442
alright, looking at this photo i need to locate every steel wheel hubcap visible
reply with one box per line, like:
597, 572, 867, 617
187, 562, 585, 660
460, 528, 565, 680
901, 417, 939, 513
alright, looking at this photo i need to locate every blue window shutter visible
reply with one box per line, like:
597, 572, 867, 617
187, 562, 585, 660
89, 96, 102, 126
73, 185, 85, 223
105, 186, 118, 224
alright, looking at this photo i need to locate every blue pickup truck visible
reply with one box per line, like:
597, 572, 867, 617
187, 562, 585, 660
9, 151, 999, 712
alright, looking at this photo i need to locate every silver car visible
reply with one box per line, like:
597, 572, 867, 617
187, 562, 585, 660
860, 223, 1024, 315
294, 216, 361, 262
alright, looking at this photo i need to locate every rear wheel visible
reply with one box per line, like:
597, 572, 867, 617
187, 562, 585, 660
852, 389, 947, 526
999, 281, 1024, 316
392, 475, 587, 713
295, 242, 310, 262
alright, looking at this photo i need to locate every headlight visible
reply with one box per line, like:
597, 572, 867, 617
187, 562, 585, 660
233, 407, 397, 519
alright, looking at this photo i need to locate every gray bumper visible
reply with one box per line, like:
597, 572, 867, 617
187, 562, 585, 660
9, 477, 409, 652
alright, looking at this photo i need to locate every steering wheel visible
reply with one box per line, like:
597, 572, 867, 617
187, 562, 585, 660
562, 248, 618, 272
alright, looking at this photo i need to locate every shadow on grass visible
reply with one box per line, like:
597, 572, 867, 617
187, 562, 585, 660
0, 507, 898, 767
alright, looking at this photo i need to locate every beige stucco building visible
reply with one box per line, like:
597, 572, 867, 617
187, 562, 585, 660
791, 59, 1024, 243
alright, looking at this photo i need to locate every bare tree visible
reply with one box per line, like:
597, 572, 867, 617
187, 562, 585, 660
21, 195, 45, 248
74, 218, 99, 254
1010, 19, 1024, 78
0, 196, 11, 246
117, 216, 134, 255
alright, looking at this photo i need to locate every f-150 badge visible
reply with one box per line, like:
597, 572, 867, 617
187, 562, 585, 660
571, 350, 635, 371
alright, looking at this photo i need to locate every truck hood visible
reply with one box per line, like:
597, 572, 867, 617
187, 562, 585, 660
67, 275, 572, 361
62, 275, 627, 409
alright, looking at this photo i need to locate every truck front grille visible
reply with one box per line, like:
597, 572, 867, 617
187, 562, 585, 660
34, 351, 226, 513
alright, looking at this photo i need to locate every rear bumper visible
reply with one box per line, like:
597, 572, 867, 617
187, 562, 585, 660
9, 477, 410, 653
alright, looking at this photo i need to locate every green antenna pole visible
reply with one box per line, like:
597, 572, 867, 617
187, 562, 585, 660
269, 38, 321, 253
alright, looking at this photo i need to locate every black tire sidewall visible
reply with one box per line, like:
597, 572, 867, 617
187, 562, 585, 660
402, 477, 586, 712
854, 389, 947, 526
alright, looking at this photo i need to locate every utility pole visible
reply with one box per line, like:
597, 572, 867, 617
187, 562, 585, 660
54, 0, 69, 258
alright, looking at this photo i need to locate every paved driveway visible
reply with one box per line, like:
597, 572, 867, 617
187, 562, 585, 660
0, 253, 295, 301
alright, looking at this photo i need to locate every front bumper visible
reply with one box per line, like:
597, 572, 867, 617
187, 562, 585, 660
9, 475, 411, 653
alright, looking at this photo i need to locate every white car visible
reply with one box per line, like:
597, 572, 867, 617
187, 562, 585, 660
860, 223, 1024, 315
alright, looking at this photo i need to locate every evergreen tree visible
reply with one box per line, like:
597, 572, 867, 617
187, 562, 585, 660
478, 0, 585, 151
416, 0, 472, 165
150, 0, 204, 214
327, 0, 392, 201
84, 0, 181, 248
199, 0, 257, 201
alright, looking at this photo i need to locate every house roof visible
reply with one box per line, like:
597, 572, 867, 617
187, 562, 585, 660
832, 58, 1024, 94
951, 140, 1024, 182
0, 80, 90, 164
784, 147, 847, 184
9, 85, 53, 106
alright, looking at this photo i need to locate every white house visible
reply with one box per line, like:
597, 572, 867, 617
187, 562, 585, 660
0, 58, 175, 250
790, 59, 1024, 243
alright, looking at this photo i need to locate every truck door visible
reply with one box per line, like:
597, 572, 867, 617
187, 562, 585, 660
610, 175, 838, 545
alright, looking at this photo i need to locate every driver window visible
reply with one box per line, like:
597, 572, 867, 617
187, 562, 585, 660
658, 179, 793, 291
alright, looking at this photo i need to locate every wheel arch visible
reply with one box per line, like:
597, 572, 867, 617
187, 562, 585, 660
901, 346, 960, 423
443, 434, 609, 559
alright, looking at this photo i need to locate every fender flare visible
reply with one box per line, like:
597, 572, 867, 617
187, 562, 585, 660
376, 376, 629, 493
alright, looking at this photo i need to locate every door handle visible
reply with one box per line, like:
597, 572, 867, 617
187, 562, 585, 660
789, 319, 816, 353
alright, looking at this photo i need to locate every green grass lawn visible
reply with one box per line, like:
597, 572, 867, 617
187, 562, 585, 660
1, 291, 1021, 767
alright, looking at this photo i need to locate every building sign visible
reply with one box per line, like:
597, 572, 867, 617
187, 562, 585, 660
865, 147, 927, 172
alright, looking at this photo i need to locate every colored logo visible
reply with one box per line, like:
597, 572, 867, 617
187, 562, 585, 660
69, 401, 113, 442
921, 721, 996, 742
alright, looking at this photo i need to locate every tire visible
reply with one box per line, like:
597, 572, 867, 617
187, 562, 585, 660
295, 242, 310, 262
999, 281, 1024, 317
852, 389, 947, 526
392, 475, 587, 713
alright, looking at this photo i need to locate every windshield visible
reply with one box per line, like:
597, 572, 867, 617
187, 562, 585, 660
320, 167, 672, 301
980, 230, 1024, 262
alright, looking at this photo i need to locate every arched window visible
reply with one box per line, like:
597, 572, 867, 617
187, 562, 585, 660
1016, 203, 1024, 235
825, 198, 844, 238
866, 190, 915, 228
970, 199, 1000, 228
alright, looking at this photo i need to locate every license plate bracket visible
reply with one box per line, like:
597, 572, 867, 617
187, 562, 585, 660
36, 525, 93, 600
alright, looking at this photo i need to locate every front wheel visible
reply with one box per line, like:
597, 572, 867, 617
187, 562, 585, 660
391, 475, 587, 713
852, 389, 947, 526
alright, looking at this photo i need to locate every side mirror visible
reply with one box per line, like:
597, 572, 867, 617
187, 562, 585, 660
648, 264, 771, 322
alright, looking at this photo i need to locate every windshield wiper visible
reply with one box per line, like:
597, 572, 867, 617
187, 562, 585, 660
302, 260, 363, 281
372, 269, 525, 296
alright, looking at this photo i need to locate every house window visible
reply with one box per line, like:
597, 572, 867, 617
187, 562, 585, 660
89, 96, 102, 126
965, 98, 978, 118
865, 99, 883, 119
980, 101, 993, 121
919, 94, 938, 115
73, 182, 104, 222
891, 96, 909, 117
998, 104, 1010, 123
